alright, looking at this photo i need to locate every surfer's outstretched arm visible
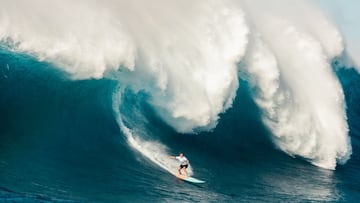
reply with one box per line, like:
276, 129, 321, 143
168, 155, 176, 159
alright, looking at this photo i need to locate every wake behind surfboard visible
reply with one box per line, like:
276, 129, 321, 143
175, 173, 205, 184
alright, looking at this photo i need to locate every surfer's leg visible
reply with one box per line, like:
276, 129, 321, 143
184, 168, 188, 176
178, 166, 182, 175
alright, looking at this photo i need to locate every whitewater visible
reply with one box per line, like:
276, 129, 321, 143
2, 0, 360, 202
0, 0, 353, 172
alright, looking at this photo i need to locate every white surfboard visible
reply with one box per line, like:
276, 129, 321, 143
175, 173, 205, 184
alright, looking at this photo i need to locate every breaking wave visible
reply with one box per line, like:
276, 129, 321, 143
0, 0, 352, 169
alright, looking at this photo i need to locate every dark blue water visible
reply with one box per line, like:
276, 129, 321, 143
1, 49, 360, 202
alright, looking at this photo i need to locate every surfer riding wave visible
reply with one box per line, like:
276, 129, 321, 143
169, 153, 190, 176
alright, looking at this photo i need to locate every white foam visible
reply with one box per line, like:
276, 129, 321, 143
0, 0, 352, 169
0, 0, 248, 133
112, 89, 193, 176
242, 0, 351, 169
0, 0, 136, 78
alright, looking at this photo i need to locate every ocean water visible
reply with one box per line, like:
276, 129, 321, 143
1, 1, 360, 202
1, 48, 360, 202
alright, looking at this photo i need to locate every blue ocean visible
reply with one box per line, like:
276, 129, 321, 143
1, 1, 360, 202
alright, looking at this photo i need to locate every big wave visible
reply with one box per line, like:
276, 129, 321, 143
0, 0, 352, 169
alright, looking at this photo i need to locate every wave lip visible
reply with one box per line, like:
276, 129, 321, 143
0, 0, 353, 169
0, 0, 249, 133
242, 0, 352, 169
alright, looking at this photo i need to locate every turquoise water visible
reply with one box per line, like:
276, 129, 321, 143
0, 50, 360, 202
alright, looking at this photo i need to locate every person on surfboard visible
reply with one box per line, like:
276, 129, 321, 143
169, 152, 189, 176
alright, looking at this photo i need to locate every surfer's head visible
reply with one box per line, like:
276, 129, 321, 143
179, 152, 183, 157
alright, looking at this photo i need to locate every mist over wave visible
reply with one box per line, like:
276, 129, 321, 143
0, 0, 352, 169
242, 0, 351, 168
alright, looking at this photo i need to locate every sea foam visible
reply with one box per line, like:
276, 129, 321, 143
0, 0, 352, 169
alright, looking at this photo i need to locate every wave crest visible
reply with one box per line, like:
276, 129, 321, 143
0, 0, 352, 169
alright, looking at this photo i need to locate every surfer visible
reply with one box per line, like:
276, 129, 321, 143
169, 152, 189, 176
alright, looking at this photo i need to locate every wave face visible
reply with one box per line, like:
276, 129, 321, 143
1, 42, 360, 201
0, 0, 352, 170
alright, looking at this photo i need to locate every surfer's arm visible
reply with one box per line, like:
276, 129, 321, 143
168, 155, 176, 159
